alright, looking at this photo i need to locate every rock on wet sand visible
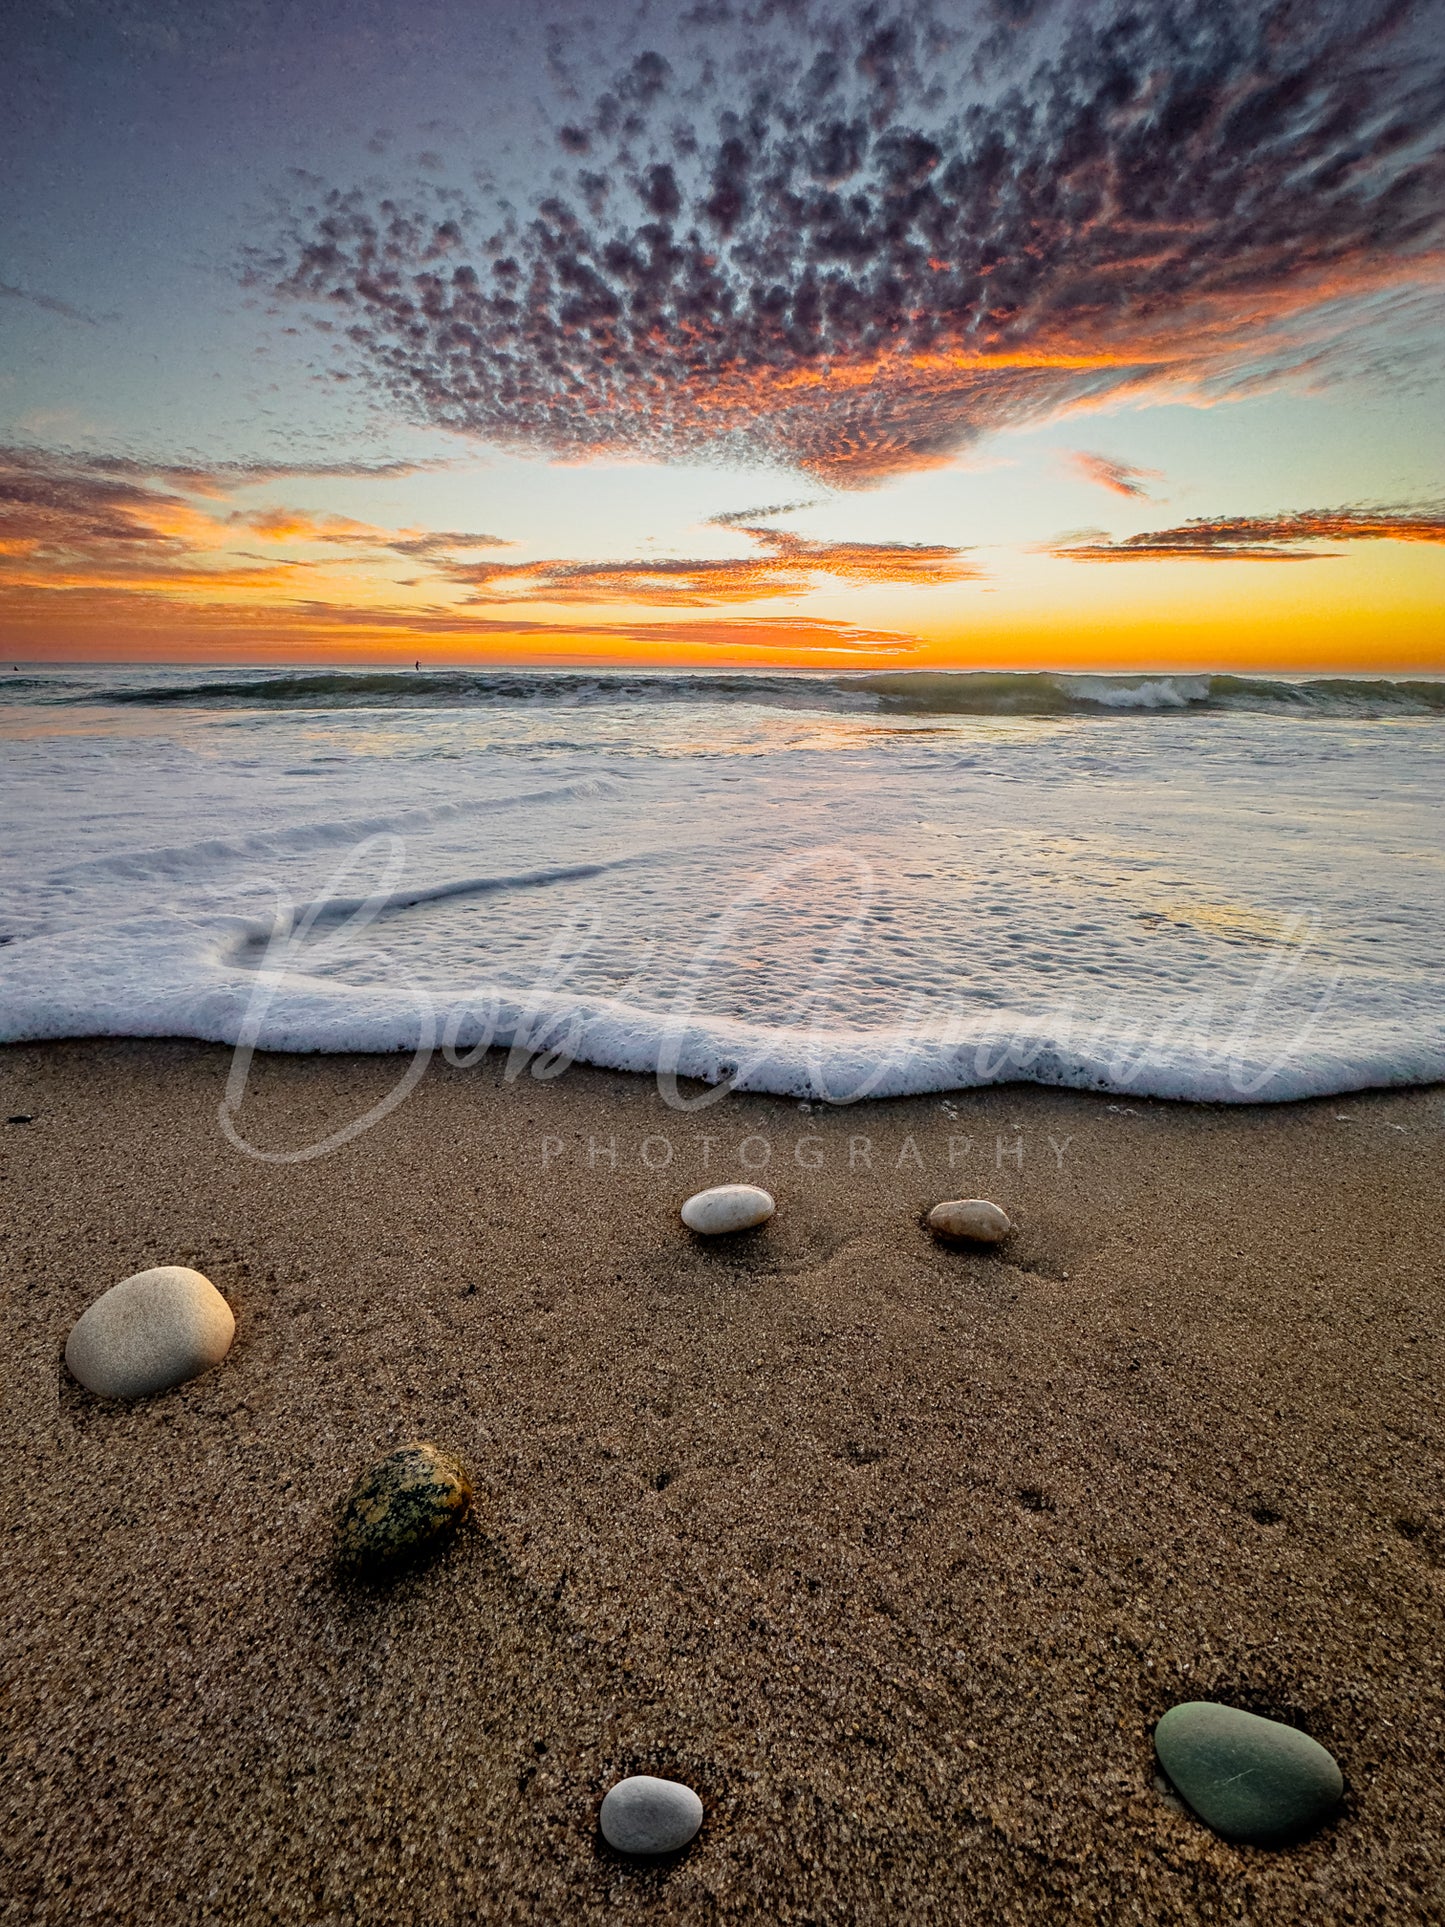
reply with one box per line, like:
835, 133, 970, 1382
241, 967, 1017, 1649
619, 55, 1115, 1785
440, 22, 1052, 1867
64, 1264, 235, 1399
927, 1198, 1013, 1244
681, 1184, 775, 1236
599, 1775, 704, 1855
335, 1442, 473, 1572
1154, 1701, 1344, 1844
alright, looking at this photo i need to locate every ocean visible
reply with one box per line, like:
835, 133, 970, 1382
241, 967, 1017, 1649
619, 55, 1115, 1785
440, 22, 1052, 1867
1, 665, 1441, 1103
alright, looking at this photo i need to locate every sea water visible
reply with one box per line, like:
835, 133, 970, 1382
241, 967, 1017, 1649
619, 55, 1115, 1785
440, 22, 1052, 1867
1, 666, 1441, 1103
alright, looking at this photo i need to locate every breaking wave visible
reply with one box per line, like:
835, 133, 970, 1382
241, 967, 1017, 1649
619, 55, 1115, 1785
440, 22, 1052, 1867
24, 665, 1445, 718
854, 671, 1445, 716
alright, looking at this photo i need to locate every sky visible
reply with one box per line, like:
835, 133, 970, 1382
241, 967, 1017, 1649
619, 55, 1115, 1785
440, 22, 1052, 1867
2, 0, 1443, 672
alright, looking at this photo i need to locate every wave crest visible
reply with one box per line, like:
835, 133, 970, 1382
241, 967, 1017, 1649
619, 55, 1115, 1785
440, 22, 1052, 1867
42, 667, 1445, 719
855, 672, 1445, 717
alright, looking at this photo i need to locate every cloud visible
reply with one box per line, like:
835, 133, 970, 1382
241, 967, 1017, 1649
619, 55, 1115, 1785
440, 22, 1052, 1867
0, 446, 934, 649
229, 506, 397, 544
439, 519, 979, 605
1066, 451, 1163, 500
74, 453, 448, 495
0, 578, 919, 659
0, 445, 264, 587
219, 506, 509, 553
0, 445, 463, 593
1050, 504, 1445, 560
255, 0, 1445, 484
386, 528, 513, 557
708, 500, 823, 527
0, 282, 109, 326
267, 610, 916, 652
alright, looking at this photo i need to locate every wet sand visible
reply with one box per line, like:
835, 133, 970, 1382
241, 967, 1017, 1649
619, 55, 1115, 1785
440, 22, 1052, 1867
1, 1038, 1442, 1923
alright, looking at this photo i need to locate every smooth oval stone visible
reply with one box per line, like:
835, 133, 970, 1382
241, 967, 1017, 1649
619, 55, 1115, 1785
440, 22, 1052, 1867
927, 1198, 1013, 1244
599, 1775, 703, 1855
1155, 1701, 1343, 1843
336, 1442, 472, 1571
680, 1184, 775, 1236
65, 1265, 235, 1399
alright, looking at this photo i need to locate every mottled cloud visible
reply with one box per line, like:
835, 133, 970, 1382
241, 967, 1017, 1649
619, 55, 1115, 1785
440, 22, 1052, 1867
443, 518, 978, 605
1051, 504, 1445, 560
1067, 451, 1163, 500
254, 0, 1445, 483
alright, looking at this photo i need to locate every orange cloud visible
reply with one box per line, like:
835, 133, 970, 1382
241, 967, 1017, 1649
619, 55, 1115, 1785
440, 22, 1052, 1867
445, 521, 979, 606
0, 448, 939, 659
0, 580, 919, 661
230, 506, 391, 544
0, 447, 511, 617
0, 447, 971, 630
1067, 452, 1164, 500
1051, 505, 1445, 560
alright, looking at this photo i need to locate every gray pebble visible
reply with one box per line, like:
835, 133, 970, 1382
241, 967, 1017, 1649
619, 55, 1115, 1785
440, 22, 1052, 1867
599, 1775, 703, 1855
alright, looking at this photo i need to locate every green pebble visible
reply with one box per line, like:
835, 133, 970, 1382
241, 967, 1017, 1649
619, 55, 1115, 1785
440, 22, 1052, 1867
1155, 1701, 1343, 1844
335, 1442, 472, 1572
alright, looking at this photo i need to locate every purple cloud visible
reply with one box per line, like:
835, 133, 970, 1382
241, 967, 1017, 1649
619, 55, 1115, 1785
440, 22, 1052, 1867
253, 0, 1445, 483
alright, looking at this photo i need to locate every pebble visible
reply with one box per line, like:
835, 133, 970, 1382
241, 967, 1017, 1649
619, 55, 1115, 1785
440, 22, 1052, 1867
65, 1265, 235, 1399
335, 1442, 472, 1571
1154, 1701, 1344, 1843
680, 1183, 775, 1235
599, 1775, 704, 1855
927, 1198, 1013, 1244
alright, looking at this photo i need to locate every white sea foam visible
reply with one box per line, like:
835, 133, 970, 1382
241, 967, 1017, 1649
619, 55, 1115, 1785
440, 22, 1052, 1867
1055, 673, 1214, 709
1, 666, 1441, 1102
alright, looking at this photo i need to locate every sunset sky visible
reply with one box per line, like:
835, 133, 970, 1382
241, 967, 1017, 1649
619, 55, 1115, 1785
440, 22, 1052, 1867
3, 0, 1443, 671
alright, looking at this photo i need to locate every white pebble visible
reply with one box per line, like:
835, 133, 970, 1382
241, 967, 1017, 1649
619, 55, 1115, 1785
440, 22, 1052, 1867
65, 1265, 235, 1399
927, 1198, 1013, 1244
600, 1775, 703, 1855
680, 1184, 775, 1236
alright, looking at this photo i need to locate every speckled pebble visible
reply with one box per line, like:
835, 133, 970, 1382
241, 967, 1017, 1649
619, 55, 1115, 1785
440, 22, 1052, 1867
65, 1265, 235, 1399
681, 1184, 775, 1235
335, 1442, 472, 1571
927, 1198, 1013, 1244
1155, 1701, 1344, 1843
599, 1775, 704, 1854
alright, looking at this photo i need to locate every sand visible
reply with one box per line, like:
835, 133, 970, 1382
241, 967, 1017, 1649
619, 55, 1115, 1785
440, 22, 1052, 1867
1, 1038, 1442, 1923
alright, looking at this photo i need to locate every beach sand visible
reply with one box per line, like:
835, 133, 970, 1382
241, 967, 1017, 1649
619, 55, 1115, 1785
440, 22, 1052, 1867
1, 1039, 1442, 1923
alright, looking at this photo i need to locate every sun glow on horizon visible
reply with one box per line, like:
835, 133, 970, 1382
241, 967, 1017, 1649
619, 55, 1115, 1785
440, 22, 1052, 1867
2, 0, 1441, 672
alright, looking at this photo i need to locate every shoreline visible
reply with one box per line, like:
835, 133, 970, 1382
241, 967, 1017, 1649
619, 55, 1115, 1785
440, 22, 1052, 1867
2, 1039, 1443, 1922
